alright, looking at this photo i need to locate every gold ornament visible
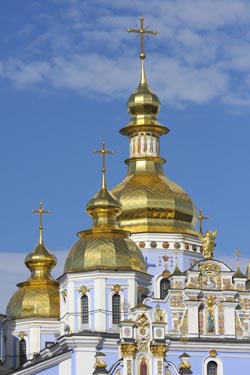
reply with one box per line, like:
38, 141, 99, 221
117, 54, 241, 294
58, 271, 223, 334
112, 284, 123, 294
137, 313, 150, 328
150, 344, 168, 358
206, 295, 215, 307
18, 331, 27, 340
179, 361, 191, 370
162, 270, 170, 278
209, 349, 217, 358
121, 343, 138, 358
197, 230, 218, 259
94, 360, 107, 369
78, 285, 89, 295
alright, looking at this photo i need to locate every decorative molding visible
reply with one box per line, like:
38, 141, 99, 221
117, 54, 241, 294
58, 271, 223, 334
120, 343, 138, 358
209, 349, 217, 358
112, 284, 123, 294
18, 331, 27, 340
150, 344, 168, 358
78, 285, 89, 295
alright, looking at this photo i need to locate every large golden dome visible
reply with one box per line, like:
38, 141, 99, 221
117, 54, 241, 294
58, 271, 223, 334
64, 143, 147, 273
6, 243, 59, 319
112, 159, 196, 234
111, 58, 197, 235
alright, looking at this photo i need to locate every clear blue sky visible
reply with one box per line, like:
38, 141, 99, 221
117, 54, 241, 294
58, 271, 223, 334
1, 0, 250, 312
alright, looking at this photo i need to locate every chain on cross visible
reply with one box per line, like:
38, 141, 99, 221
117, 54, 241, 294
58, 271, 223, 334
32, 202, 50, 244
128, 16, 158, 59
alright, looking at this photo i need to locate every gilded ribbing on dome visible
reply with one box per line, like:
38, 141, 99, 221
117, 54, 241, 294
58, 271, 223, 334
6, 203, 59, 319
112, 17, 197, 235
64, 142, 146, 273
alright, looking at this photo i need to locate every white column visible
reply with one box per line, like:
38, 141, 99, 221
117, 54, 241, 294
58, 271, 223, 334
94, 277, 106, 331
222, 301, 238, 336
28, 326, 40, 358
185, 301, 201, 336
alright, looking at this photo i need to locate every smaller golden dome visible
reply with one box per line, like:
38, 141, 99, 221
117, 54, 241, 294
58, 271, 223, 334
6, 243, 59, 319
64, 144, 147, 274
6, 203, 59, 320
121, 60, 168, 136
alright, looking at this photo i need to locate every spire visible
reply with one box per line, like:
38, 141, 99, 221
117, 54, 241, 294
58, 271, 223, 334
121, 16, 168, 142
25, 202, 56, 282
234, 249, 246, 279
128, 16, 157, 86
32, 201, 50, 245
86, 141, 122, 228
111, 17, 196, 236
64, 142, 146, 273
128, 16, 158, 60
93, 141, 114, 190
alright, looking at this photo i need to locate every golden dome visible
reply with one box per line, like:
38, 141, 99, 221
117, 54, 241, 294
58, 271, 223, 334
6, 243, 59, 319
111, 57, 197, 235
6, 203, 59, 320
122, 60, 168, 135
112, 159, 196, 234
64, 143, 146, 273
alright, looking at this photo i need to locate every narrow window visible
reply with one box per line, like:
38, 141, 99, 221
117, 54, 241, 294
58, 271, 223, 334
81, 295, 89, 324
207, 361, 217, 375
160, 278, 170, 299
112, 294, 121, 324
19, 339, 27, 366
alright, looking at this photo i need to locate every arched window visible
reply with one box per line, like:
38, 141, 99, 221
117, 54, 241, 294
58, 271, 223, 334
19, 339, 27, 366
112, 294, 121, 324
160, 278, 170, 299
81, 295, 89, 324
207, 361, 217, 375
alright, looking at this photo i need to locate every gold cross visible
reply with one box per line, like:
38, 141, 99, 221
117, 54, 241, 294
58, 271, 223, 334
198, 208, 209, 234
128, 16, 157, 59
32, 202, 50, 244
93, 141, 114, 173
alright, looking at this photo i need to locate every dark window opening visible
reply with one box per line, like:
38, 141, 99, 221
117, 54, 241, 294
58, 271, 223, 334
160, 278, 170, 299
207, 361, 217, 375
112, 294, 121, 324
81, 295, 89, 324
19, 339, 27, 367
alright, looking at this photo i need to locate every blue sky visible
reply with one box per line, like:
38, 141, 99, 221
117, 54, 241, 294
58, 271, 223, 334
1, 0, 250, 312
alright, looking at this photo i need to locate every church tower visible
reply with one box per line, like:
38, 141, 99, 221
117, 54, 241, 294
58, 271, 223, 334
54, 142, 152, 375
111, 17, 203, 297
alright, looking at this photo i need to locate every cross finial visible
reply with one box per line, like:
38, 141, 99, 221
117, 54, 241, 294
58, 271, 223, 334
235, 249, 241, 267
128, 16, 158, 60
198, 208, 209, 235
93, 141, 114, 188
32, 202, 50, 245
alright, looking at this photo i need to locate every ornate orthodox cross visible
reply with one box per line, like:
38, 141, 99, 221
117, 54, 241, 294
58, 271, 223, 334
93, 141, 114, 173
128, 16, 157, 59
32, 202, 50, 244
198, 208, 209, 234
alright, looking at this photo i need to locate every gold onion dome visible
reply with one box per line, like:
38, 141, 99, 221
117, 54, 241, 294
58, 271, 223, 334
64, 142, 146, 273
112, 19, 196, 235
6, 203, 59, 319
